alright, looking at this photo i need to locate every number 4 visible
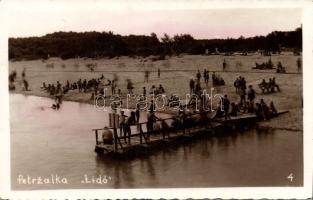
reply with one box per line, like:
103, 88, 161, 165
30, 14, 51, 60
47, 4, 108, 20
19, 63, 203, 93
287, 173, 294, 182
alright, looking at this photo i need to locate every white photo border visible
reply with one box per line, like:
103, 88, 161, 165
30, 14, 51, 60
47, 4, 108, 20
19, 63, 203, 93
0, 0, 312, 199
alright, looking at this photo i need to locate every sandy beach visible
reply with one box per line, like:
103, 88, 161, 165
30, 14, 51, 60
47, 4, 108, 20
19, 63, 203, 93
9, 52, 303, 131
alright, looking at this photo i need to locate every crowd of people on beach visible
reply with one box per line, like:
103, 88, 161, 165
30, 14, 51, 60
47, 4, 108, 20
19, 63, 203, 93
187, 70, 228, 109
104, 66, 279, 145
39, 66, 167, 111
41, 74, 107, 109
212, 72, 225, 86
258, 77, 280, 93
41, 74, 105, 96
191, 70, 225, 93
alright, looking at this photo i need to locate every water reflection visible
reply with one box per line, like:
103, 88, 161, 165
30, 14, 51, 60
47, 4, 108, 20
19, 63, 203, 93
256, 126, 275, 140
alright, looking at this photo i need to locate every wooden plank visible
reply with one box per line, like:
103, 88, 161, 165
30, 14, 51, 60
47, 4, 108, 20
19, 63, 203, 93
214, 114, 257, 123
277, 110, 289, 115
214, 110, 289, 123
95, 130, 98, 145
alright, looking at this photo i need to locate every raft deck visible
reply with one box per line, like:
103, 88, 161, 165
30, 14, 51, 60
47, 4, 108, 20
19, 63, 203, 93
92, 110, 288, 156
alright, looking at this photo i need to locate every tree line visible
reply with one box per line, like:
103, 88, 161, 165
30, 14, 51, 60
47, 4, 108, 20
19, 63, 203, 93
9, 27, 302, 60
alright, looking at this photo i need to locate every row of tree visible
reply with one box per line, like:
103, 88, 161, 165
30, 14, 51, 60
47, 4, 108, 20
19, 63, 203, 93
9, 27, 302, 60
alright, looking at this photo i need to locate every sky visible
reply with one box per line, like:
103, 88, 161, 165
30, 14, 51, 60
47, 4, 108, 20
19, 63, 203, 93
6, 1, 302, 39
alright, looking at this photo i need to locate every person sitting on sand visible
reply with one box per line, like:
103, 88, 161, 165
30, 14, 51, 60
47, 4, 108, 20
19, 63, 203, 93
158, 84, 165, 94
276, 61, 284, 72
259, 79, 268, 93
271, 77, 280, 92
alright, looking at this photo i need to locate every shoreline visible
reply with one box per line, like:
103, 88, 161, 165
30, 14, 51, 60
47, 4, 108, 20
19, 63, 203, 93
9, 54, 303, 131
10, 90, 303, 132
9, 90, 179, 116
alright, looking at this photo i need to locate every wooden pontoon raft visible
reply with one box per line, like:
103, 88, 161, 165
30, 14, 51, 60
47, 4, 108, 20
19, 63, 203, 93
93, 110, 288, 158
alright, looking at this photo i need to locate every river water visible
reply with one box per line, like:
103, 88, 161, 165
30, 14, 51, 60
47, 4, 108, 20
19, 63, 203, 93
10, 94, 303, 190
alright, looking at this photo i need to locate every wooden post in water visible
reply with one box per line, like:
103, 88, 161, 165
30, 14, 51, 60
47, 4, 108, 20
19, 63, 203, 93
139, 124, 143, 144
112, 113, 118, 152
95, 130, 98, 145
162, 120, 165, 140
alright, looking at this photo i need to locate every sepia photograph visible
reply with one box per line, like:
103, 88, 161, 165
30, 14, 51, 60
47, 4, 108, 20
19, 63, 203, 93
1, 0, 312, 199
